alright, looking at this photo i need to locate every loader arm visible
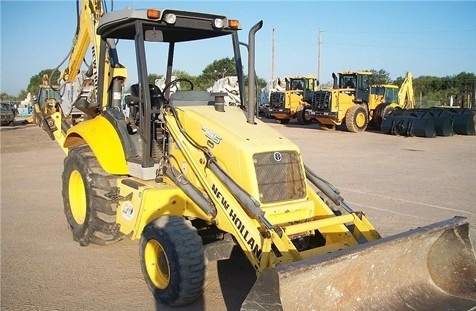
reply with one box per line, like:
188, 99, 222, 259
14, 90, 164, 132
162, 104, 384, 274
163, 107, 298, 273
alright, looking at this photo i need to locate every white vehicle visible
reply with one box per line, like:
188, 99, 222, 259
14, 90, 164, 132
155, 76, 180, 95
209, 76, 240, 106
258, 77, 287, 114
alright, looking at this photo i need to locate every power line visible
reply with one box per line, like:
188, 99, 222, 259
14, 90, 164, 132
324, 29, 476, 34
324, 41, 476, 51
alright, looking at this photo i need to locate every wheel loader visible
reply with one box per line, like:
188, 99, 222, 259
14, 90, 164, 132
35, 1, 476, 309
267, 75, 318, 124
306, 71, 414, 132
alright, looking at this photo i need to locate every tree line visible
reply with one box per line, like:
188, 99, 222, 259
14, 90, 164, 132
1, 58, 474, 107
369, 69, 475, 107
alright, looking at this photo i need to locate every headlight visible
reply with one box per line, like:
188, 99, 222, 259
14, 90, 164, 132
163, 13, 176, 24
213, 18, 225, 29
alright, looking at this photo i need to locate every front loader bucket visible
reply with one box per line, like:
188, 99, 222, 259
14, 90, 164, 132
449, 108, 476, 135
381, 110, 436, 137
242, 217, 476, 311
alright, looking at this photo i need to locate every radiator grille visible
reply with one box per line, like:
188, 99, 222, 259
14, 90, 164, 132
253, 151, 306, 203
269, 92, 285, 109
311, 91, 332, 110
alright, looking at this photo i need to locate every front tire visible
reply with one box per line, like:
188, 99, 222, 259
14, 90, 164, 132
140, 216, 205, 306
345, 105, 368, 132
62, 145, 123, 246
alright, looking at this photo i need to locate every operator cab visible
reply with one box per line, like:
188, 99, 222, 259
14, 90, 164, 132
95, 7, 248, 173
338, 72, 370, 103
287, 77, 317, 102
371, 85, 398, 105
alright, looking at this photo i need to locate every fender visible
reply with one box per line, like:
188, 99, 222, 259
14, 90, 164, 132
64, 115, 128, 174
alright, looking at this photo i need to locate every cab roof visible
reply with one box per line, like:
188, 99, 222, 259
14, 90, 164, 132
97, 8, 239, 42
339, 71, 372, 75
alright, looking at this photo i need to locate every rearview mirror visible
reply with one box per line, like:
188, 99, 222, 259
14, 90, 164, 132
145, 30, 163, 42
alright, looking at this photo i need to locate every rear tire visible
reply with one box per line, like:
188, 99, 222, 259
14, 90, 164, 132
62, 145, 123, 246
372, 104, 394, 129
345, 105, 368, 132
381, 104, 394, 120
140, 216, 205, 307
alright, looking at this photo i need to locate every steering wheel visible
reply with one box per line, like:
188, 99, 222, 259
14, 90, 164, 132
162, 78, 194, 95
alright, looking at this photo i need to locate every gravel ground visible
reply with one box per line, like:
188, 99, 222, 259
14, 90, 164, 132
1, 118, 475, 310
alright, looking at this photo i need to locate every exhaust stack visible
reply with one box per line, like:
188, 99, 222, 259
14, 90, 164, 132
247, 21, 263, 124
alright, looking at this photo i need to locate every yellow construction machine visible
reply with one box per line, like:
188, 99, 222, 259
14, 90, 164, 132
267, 75, 318, 124
33, 74, 61, 136
305, 71, 414, 132
381, 75, 476, 137
370, 72, 414, 128
35, 1, 476, 309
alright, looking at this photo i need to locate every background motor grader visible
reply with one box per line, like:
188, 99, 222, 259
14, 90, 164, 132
35, 1, 476, 309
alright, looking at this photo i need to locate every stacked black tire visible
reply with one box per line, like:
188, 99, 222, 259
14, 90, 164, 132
381, 107, 476, 137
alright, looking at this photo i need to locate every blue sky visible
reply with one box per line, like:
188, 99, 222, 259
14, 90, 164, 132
1, 0, 475, 96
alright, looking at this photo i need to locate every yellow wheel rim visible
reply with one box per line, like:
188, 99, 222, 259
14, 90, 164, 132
356, 111, 366, 128
144, 240, 170, 289
69, 170, 87, 225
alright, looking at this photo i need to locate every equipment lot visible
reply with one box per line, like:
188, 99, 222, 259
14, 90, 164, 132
1, 119, 475, 310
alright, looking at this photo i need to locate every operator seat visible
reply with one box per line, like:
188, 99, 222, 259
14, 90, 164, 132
130, 83, 164, 109
345, 80, 355, 88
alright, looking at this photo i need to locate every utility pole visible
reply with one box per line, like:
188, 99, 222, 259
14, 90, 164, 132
272, 27, 275, 80
317, 28, 322, 83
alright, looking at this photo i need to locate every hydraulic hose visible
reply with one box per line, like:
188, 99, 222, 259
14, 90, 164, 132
165, 166, 217, 218
304, 164, 354, 213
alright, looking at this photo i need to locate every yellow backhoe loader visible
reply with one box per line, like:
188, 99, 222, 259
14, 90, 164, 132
35, 1, 476, 309
369, 73, 414, 128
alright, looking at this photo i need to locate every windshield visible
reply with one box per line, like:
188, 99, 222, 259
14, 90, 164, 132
116, 33, 239, 93
103, 11, 246, 101
371, 86, 385, 96
385, 88, 398, 103
290, 79, 304, 90
340, 75, 356, 88
39, 88, 60, 101
1, 103, 12, 111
